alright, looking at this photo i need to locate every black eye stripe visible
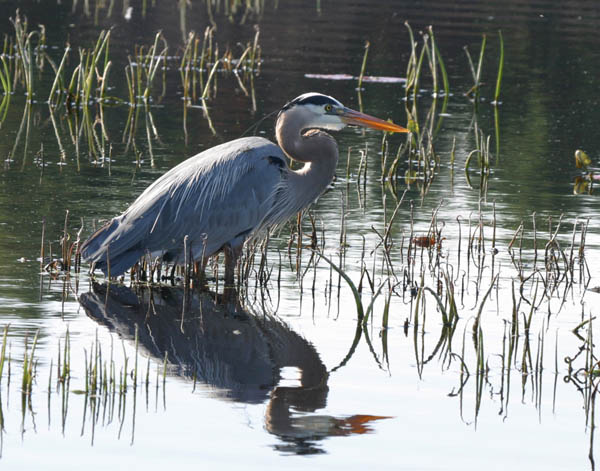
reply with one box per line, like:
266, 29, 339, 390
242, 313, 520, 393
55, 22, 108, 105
281, 93, 341, 111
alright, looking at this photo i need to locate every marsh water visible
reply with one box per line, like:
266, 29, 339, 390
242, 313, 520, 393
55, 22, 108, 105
0, 0, 599, 469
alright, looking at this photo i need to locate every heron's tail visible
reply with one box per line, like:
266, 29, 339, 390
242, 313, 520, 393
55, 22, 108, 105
80, 219, 143, 276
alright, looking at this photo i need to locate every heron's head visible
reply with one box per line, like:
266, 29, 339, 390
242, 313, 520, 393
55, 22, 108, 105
279, 92, 408, 134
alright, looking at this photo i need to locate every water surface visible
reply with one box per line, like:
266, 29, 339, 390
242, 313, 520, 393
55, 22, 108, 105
0, 1, 598, 469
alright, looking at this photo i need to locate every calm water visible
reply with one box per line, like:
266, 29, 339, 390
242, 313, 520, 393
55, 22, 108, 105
0, 0, 599, 469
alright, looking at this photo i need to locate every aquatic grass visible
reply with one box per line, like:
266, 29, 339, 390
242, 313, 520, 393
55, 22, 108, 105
0, 326, 8, 385
60, 328, 70, 383
493, 30, 504, 105
179, 25, 259, 106
464, 34, 486, 101
464, 129, 492, 187
162, 351, 168, 391
125, 31, 168, 108
66, 30, 112, 110
356, 40, 370, 110
48, 45, 70, 106
61, 210, 70, 271
124, 55, 138, 107
180, 30, 199, 105
0, 54, 11, 96
383, 26, 450, 199
404, 22, 425, 103
32, 195, 597, 445
428, 26, 450, 100
10, 11, 45, 102
84, 29, 111, 106
247, 24, 262, 77
313, 249, 385, 324
201, 58, 221, 100
141, 32, 168, 103
1, 324, 166, 443
6, 102, 32, 169
21, 331, 39, 395
0, 93, 10, 126
0, 20, 262, 149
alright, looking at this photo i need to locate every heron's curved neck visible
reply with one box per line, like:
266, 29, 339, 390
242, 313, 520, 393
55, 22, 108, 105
275, 112, 339, 182
275, 113, 339, 211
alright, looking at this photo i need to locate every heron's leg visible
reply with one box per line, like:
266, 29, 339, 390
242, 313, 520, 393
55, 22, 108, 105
223, 244, 242, 288
193, 258, 209, 291
168, 263, 177, 285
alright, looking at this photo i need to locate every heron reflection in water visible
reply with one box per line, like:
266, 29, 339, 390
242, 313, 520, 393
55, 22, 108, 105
81, 93, 408, 284
79, 283, 389, 453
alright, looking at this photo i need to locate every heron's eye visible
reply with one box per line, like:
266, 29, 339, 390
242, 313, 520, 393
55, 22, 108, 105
324, 104, 333, 112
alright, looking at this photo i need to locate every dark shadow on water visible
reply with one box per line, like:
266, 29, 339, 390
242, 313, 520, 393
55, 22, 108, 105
79, 282, 388, 455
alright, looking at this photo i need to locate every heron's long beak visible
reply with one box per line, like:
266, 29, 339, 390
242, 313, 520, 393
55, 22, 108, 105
339, 107, 409, 133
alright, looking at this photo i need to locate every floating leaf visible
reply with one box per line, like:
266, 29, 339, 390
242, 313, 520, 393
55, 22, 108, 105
304, 73, 354, 81
411, 235, 446, 249
412, 235, 436, 247
575, 149, 591, 169
361, 76, 406, 83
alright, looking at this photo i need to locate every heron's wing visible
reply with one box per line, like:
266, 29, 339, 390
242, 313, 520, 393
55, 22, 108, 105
175, 155, 286, 256
91, 137, 287, 262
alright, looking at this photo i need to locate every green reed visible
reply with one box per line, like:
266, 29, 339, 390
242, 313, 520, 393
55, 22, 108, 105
48, 46, 70, 106
357, 40, 370, 91
404, 22, 425, 104
127, 31, 168, 106
0, 326, 8, 385
57, 29, 112, 110
21, 331, 38, 394
464, 128, 492, 189
180, 30, 199, 104
10, 11, 45, 102
428, 26, 449, 99
464, 34, 486, 101
493, 30, 504, 105
0, 50, 11, 97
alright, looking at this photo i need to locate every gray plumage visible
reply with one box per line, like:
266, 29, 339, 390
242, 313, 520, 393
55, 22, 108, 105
81, 92, 408, 278
81, 137, 288, 275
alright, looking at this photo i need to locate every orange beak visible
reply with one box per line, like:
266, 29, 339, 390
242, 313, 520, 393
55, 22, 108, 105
339, 107, 409, 133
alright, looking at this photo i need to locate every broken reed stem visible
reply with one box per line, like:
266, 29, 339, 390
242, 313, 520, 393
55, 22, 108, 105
357, 40, 369, 90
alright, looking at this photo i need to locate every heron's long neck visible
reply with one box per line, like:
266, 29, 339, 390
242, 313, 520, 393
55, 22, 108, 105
275, 114, 339, 209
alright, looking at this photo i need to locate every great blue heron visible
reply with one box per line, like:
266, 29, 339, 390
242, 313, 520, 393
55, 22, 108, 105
81, 92, 408, 284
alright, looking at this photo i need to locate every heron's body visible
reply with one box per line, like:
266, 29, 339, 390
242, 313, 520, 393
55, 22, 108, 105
82, 134, 335, 276
81, 93, 407, 282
